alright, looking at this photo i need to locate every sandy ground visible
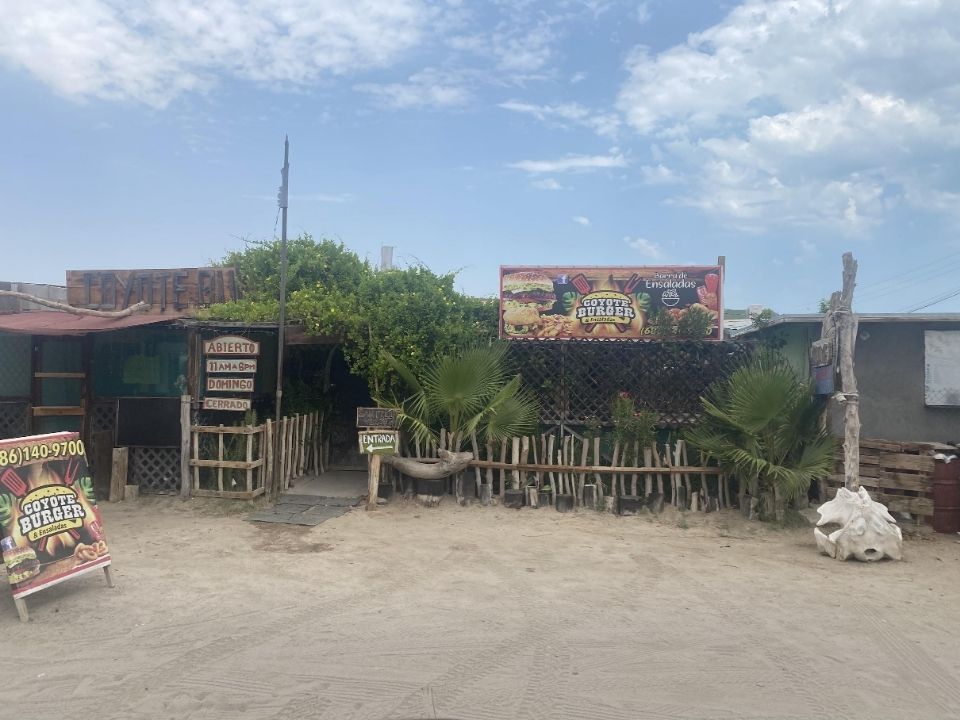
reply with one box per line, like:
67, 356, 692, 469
2, 494, 960, 720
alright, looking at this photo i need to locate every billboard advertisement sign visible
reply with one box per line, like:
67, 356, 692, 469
499, 266, 723, 340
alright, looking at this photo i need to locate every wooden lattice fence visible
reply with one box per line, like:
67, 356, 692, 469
130, 446, 180, 494
507, 340, 753, 427
0, 401, 29, 441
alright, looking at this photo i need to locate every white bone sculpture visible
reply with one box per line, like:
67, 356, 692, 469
814, 486, 903, 561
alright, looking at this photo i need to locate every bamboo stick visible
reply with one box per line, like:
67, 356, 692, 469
217, 425, 224, 492
265, 419, 273, 496
546, 434, 556, 504
471, 432, 483, 495
485, 438, 493, 487
676, 440, 690, 501
521, 436, 530, 491
499, 439, 507, 498
511, 437, 521, 490
578, 436, 588, 505
532, 434, 541, 489
651, 442, 664, 497
665, 442, 676, 507
245, 431, 253, 493
299, 414, 307, 477
315, 412, 322, 474
593, 436, 602, 499
630, 441, 639, 496
643, 447, 653, 496
279, 417, 286, 489
192, 430, 200, 491
611, 441, 620, 499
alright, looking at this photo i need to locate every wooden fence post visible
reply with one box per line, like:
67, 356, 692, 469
180, 394, 191, 498
265, 418, 274, 498
110, 447, 128, 502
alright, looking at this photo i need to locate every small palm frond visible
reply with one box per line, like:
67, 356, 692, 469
381, 350, 423, 395
483, 388, 540, 443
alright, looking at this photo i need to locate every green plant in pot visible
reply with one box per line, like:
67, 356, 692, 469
683, 352, 833, 521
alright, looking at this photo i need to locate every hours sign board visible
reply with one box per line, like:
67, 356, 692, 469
206, 358, 257, 374
203, 334, 260, 411
358, 431, 399, 455
0, 432, 112, 609
202, 397, 252, 412
203, 336, 261, 356
206, 377, 254, 393
356, 407, 398, 429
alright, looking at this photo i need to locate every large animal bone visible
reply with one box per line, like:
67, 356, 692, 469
383, 449, 473, 479
814, 486, 902, 562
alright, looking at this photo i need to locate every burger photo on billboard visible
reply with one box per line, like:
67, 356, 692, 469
502, 305, 542, 336
4, 545, 40, 584
502, 271, 556, 312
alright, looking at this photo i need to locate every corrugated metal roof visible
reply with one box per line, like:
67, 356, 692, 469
0, 311, 174, 335
735, 312, 960, 337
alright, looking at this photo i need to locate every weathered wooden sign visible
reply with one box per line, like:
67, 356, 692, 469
202, 397, 251, 412
67, 267, 239, 315
206, 377, 254, 393
358, 431, 399, 455
203, 336, 260, 356
356, 407, 398, 429
206, 358, 257, 374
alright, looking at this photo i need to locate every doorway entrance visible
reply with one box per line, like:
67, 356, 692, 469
32, 336, 87, 438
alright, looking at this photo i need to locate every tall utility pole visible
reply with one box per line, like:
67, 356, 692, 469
275, 136, 290, 435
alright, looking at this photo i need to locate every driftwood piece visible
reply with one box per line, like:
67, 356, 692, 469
0, 290, 149, 318
383, 449, 473, 479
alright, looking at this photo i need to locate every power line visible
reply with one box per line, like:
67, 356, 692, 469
902, 285, 960, 312
857, 248, 960, 294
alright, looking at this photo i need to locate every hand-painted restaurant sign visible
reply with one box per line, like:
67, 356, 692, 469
499, 265, 723, 341
203, 336, 261, 356
202, 397, 252, 411
206, 377, 254, 392
206, 358, 258, 374
0, 432, 111, 602
66, 268, 239, 315
202, 335, 259, 412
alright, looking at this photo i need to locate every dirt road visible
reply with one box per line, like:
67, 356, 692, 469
2, 496, 959, 719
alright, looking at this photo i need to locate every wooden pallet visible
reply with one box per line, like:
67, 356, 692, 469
825, 438, 938, 522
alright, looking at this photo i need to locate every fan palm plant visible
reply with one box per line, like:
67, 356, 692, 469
381, 343, 539, 452
684, 352, 833, 520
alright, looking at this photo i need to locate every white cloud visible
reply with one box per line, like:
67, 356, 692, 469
570, 71, 587, 84
493, 23, 556, 73
532, 178, 563, 190
355, 68, 470, 109
640, 163, 681, 185
500, 99, 619, 138
509, 153, 627, 174
0, 0, 431, 107
616, 0, 960, 232
624, 236, 663, 259
572, 216, 590, 226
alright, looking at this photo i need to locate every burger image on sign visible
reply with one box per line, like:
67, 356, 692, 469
502, 271, 556, 311
502, 305, 543, 336
3, 545, 39, 584
502, 271, 556, 336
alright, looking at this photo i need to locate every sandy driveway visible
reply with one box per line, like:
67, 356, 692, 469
2, 495, 959, 720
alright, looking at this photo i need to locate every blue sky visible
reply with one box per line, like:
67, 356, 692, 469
2, 0, 959, 313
